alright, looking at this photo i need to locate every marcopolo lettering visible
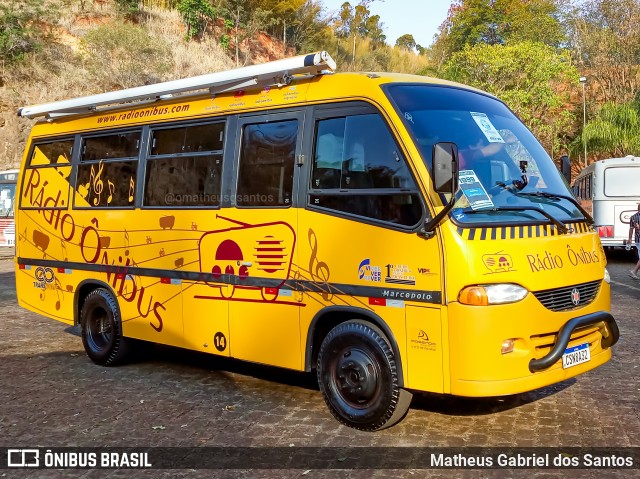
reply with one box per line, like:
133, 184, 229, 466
382, 290, 433, 301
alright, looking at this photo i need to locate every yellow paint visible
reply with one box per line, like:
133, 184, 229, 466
15, 70, 614, 398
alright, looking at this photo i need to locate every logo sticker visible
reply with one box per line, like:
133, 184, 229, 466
358, 259, 382, 283
410, 330, 437, 351
483, 253, 515, 273
571, 288, 581, 306
33, 266, 55, 290
385, 264, 416, 286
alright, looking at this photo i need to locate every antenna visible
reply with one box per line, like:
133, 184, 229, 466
18, 51, 336, 119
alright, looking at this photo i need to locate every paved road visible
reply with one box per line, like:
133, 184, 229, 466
0, 248, 638, 479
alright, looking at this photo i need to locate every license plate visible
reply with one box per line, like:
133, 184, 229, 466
562, 343, 590, 369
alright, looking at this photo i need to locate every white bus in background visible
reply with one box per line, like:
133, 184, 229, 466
572, 157, 640, 248
0, 169, 17, 247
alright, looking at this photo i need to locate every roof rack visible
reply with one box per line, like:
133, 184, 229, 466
18, 51, 336, 119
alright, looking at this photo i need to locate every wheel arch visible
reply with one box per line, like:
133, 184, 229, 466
304, 306, 405, 387
74, 279, 119, 326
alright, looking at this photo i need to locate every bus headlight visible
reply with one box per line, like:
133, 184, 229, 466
458, 284, 528, 306
604, 268, 611, 284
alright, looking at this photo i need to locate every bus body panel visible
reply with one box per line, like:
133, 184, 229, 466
15, 69, 616, 411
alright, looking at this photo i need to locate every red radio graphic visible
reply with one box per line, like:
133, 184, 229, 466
198, 216, 296, 301
482, 253, 514, 273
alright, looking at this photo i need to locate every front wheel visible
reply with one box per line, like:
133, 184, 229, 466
317, 320, 412, 431
80, 288, 130, 366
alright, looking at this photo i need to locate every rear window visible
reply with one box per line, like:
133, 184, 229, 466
604, 166, 640, 197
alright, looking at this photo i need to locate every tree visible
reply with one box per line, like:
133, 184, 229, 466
395, 34, 417, 51
330, 1, 385, 63
432, 0, 565, 65
287, 0, 332, 53
177, 0, 216, 40
114, 0, 140, 18
0, 0, 51, 78
565, 0, 640, 104
443, 41, 578, 157
577, 102, 640, 158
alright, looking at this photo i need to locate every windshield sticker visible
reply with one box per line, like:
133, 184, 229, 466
471, 112, 505, 143
459, 170, 494, 210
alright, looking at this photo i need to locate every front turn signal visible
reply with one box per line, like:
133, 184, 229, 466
458, 284, 528, 306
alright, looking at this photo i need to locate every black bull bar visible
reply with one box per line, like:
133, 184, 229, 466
529, 312, 619, 373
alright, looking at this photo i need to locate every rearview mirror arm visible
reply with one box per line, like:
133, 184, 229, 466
418, 194, 457, 239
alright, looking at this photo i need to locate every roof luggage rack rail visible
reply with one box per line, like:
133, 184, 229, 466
18, 51, 336, 119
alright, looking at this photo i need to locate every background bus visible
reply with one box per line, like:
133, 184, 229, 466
572, 157, 640, 248
0, 169, 17, 247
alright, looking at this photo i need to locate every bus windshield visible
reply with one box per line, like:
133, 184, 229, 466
386, 84, 585, 225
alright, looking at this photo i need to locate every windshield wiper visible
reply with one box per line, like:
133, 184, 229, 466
514, 191, 594, 225
462, 205, 569, 234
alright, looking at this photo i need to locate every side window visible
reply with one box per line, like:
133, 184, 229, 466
237, 119, 297, 207
144, 122, 224, 207
22, 138, 73, 208
76, 131, 140, 208
310, 113, 423, 227
312, 115, 415, 189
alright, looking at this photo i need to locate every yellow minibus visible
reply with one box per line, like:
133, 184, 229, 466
15, 52, 618, 430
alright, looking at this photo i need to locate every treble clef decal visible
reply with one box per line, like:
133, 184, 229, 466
90, 160, 105, 206
308, 229, 331, 300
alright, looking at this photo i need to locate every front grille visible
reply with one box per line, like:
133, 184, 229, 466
530, 324, 602, 360
532, 280, 601, 311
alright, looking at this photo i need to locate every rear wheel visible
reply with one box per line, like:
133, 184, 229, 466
80, 288, 130, 366
317, 320, 412, 431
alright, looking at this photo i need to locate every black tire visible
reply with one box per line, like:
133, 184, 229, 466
80, 288, 130, 366
317, 320, 412, 431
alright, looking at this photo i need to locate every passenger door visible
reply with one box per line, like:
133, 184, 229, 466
227, 111, 304, 370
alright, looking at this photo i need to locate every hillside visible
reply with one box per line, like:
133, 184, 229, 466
1, 3, 235, 169
0, 0, 430, 170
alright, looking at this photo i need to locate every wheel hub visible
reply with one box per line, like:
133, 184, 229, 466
335, 349, 378, 405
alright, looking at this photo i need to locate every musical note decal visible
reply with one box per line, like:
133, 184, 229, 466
308, 229, 331, 301
60, 239, 68, 261
107, 180, 115, 205
128, 177, 135, 203
90, 161, 105, 206
54, 277, 64, 311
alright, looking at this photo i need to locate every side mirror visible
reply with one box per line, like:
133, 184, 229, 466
432, 142, 459, 194
560, 154, 571, 184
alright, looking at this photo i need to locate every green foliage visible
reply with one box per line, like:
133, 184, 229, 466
564, 0, 640, 105
433, 0, 565, 64
575, 102, 640, 158
395, 34, 417, 51
0, 0, 49, 70
443, 41, 578, 155
114, 0, 140, 18
177, 0, 215, 40
81, 23, 172, 89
